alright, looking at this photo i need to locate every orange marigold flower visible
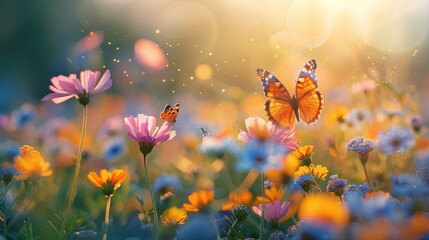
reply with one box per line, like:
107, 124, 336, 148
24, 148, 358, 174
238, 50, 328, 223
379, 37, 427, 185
87, 169, 127, 197
221, 189, 253, 211
14, 145, 52, 181
161, 207, 188, 226
288, 145, 314, 165
257, 185, 284, 203
298, 193, 350, 228
295, 164, 329, 181
183, 189, 214, 212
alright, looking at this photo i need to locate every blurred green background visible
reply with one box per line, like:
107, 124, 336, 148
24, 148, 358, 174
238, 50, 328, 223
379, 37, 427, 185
1, 0, 429, 121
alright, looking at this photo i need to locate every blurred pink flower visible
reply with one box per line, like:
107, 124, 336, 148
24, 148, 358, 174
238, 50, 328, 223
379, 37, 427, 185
42, 69, 112, 105
123, 114, 176, 156
238, 117, 298, 151
252, 200, 290, 229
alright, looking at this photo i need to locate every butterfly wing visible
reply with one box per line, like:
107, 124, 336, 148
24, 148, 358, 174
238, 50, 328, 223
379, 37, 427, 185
160, 103, 180, 123
257, 68, 296, 129
295, 60, 323, 124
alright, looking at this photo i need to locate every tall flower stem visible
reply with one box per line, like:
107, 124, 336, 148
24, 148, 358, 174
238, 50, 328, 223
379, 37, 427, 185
143, 154, 159, 233
103, 196, 112, 240
362, 163, 372, 190
60, 105, 88, 239
259, 171, 265, 240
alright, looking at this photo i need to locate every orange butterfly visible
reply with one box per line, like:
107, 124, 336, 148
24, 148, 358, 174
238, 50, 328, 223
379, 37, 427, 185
257, 59, 323, 129
160, 103, 180, 123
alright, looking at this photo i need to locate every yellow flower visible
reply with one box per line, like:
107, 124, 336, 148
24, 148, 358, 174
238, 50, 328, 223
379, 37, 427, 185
295, 164, 329, 180
161, 207, 188, 226
183, 189, 214, 212
87, 169, 127, 197
298, 194, 350, 228
257, 185, 284, 203
13, 145, 52, 181
221, 189, 253, 211
326, 105, 348, 124
288, 146, 314, 165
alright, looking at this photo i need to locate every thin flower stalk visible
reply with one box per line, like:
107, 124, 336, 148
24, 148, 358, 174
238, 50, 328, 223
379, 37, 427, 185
103, 196, 112, 240
60, 105, 87, 239
143, 154, 159, 230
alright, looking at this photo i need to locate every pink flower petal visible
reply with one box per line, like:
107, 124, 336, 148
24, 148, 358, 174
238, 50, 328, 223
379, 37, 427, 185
93, 69, 112, 94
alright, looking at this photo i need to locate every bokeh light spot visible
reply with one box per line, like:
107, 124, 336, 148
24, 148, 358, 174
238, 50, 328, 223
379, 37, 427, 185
195, 64, 213, 80
134, 39, 167, 71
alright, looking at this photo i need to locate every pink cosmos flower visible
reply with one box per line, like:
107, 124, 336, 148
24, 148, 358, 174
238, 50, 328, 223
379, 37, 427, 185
42, 69, 112, 105
238, 117, 299, 151
123, 114, 176, 156
252, 200, 290, 229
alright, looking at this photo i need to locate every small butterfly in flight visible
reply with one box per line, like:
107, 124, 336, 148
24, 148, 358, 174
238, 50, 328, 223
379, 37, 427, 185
257, 59, 323, 129
160, 103, 180, 124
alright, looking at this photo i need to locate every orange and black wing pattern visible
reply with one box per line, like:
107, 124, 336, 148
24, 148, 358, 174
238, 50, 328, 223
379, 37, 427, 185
295, 59, 323, 124
160, 103, 180, 123
256, 69, 296, 129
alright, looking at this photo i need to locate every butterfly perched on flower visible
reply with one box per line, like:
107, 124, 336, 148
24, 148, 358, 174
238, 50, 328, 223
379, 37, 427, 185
160, 103, 180, 123
257, 59, 323, 129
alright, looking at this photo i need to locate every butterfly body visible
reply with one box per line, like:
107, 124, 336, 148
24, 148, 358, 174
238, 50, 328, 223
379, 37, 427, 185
257, 59, 323, 129
160, 103, 180, 123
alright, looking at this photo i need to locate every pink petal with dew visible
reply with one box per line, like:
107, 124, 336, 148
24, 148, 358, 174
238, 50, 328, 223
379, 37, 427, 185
93, 69, 112, 94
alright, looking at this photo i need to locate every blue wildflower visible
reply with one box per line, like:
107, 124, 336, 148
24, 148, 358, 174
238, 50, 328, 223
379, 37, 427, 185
343, 191, 364, 217
361, 193, 398, 221
346, 137, 375, 155
295, 173, 314, 193
416, 166, 429, 184
153, 174, 182, 194
347, 137, 374, 163
177, 215, 217, 240
236, 140, 285, 172
344, 183, 370, 199
0, 163, 17, 184
102, 137, 127, 162
287, 221, 336, 240
199, 137, 238, 158
0, 140, 21, 161
327, 175, 347, 197
391, 174, 429, 199
11, 103, 35, 128
377, 126, 415, 155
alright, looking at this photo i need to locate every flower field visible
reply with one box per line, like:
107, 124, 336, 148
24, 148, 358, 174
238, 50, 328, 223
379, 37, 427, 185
1, 1, 429, 239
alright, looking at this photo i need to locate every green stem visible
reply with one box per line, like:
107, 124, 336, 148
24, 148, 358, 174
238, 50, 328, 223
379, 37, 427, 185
103, 196, 112, 240
259, 171, 265, 240
226, 218, 239, 238
143, 154, 159, 234
60, 105, 88, 239
362, 162, 372, 190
